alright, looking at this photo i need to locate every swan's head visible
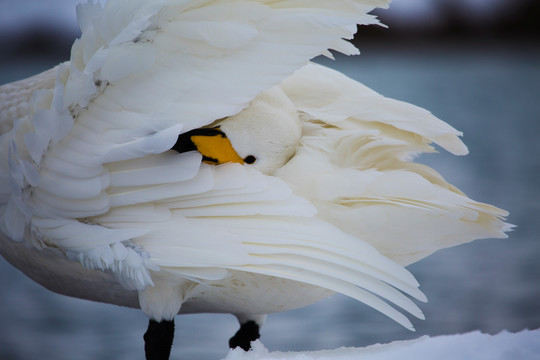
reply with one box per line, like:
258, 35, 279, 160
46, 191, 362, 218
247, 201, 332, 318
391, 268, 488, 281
173, 86, 302, 175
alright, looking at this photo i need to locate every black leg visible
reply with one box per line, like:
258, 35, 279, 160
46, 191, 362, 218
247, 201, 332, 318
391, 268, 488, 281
144, 319, 175, 360
229, 320, 260, 351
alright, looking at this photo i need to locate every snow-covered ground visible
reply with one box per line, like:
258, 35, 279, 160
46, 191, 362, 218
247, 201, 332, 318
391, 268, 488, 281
224, 329, 540, 360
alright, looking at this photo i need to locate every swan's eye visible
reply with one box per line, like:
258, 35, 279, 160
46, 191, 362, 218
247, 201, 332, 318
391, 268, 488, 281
244, 155, 256, 164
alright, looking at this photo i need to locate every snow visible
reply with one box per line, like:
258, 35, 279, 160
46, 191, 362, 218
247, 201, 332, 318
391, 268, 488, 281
223, 329, 540, 360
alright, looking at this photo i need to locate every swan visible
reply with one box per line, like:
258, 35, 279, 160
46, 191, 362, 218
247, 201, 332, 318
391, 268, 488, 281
0, 0, 511, 359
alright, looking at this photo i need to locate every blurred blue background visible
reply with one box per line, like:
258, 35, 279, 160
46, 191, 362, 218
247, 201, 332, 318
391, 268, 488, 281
1, 1, 539, 359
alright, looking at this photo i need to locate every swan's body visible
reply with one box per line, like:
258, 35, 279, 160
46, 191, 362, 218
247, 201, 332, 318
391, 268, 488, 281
0, 0, 510, 357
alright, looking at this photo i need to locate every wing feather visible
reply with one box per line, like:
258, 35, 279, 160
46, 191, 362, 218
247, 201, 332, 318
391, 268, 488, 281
136, 214, 424, 329
240, 264, 417, 331
108, 151, 202, 187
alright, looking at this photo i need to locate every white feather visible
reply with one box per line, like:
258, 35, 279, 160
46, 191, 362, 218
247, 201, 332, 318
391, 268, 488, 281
38, 168, 109, 199
280, 63, 469, 156
107, 163, 215, 207
107, 151, 202, 187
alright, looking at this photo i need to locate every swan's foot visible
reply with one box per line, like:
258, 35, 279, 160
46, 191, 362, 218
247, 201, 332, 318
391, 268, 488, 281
229, 320, 261, 351
144, 319, 175, 360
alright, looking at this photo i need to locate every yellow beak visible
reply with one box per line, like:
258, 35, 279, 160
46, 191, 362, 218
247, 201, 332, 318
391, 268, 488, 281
172, 127, 244, 165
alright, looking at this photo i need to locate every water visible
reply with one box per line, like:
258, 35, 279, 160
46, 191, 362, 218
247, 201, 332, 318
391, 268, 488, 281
1, 44, 539, 359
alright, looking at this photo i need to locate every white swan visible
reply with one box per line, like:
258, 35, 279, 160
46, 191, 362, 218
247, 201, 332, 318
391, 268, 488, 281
0, 0, 510, 358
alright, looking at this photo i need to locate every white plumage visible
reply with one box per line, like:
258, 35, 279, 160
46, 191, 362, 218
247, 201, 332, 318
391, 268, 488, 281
0, 0, 510, 356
